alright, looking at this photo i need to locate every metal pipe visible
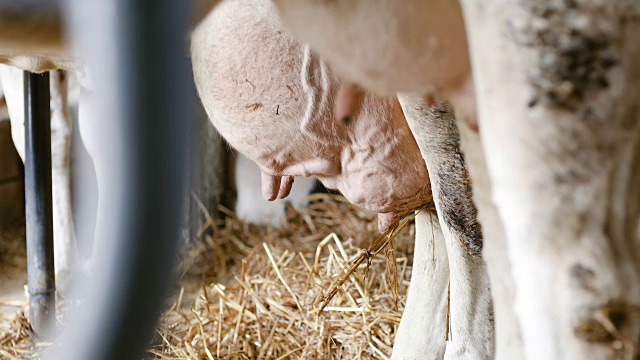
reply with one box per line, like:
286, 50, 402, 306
48, 0, 191, 358
23, 70, 56, 339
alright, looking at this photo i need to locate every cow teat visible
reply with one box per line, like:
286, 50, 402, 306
260, 172, 282, 201
277, 176, 294, 199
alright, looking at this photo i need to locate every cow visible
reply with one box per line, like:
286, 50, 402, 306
266, 0, 640, 359
462, 2, 640, 359
1, 0, 510, 358
190, 0, 494, 358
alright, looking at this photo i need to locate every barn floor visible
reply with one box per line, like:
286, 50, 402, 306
0, 224, 33, 359
0, 195, 418, 359
0, 226, 26, 315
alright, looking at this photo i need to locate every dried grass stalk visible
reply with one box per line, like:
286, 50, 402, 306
0, 193, 434, 359
151, 194, 431, 359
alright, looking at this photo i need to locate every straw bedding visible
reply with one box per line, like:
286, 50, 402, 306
0, 193, 433, 359
0, 226, 45, 360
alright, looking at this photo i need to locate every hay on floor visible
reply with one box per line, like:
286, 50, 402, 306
0, 194, 429, 359
0, 225, 34, 360
0, 309, 32, 360
150, 194, 424, 359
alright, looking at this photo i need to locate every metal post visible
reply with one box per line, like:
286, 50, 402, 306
24, 71, 56, 338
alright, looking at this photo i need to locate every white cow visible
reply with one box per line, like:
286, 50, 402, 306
268, 0, 640, 359
2, 1, 499, 357
191, 0, 494, 358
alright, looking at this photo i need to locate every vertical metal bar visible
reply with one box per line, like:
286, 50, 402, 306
49, 0, 191, 358
23, 71, 55, 338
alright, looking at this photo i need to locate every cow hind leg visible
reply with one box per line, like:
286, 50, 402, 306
398, 95, 494, 359
457, 110, 525, 359
462, 1, 640, 358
